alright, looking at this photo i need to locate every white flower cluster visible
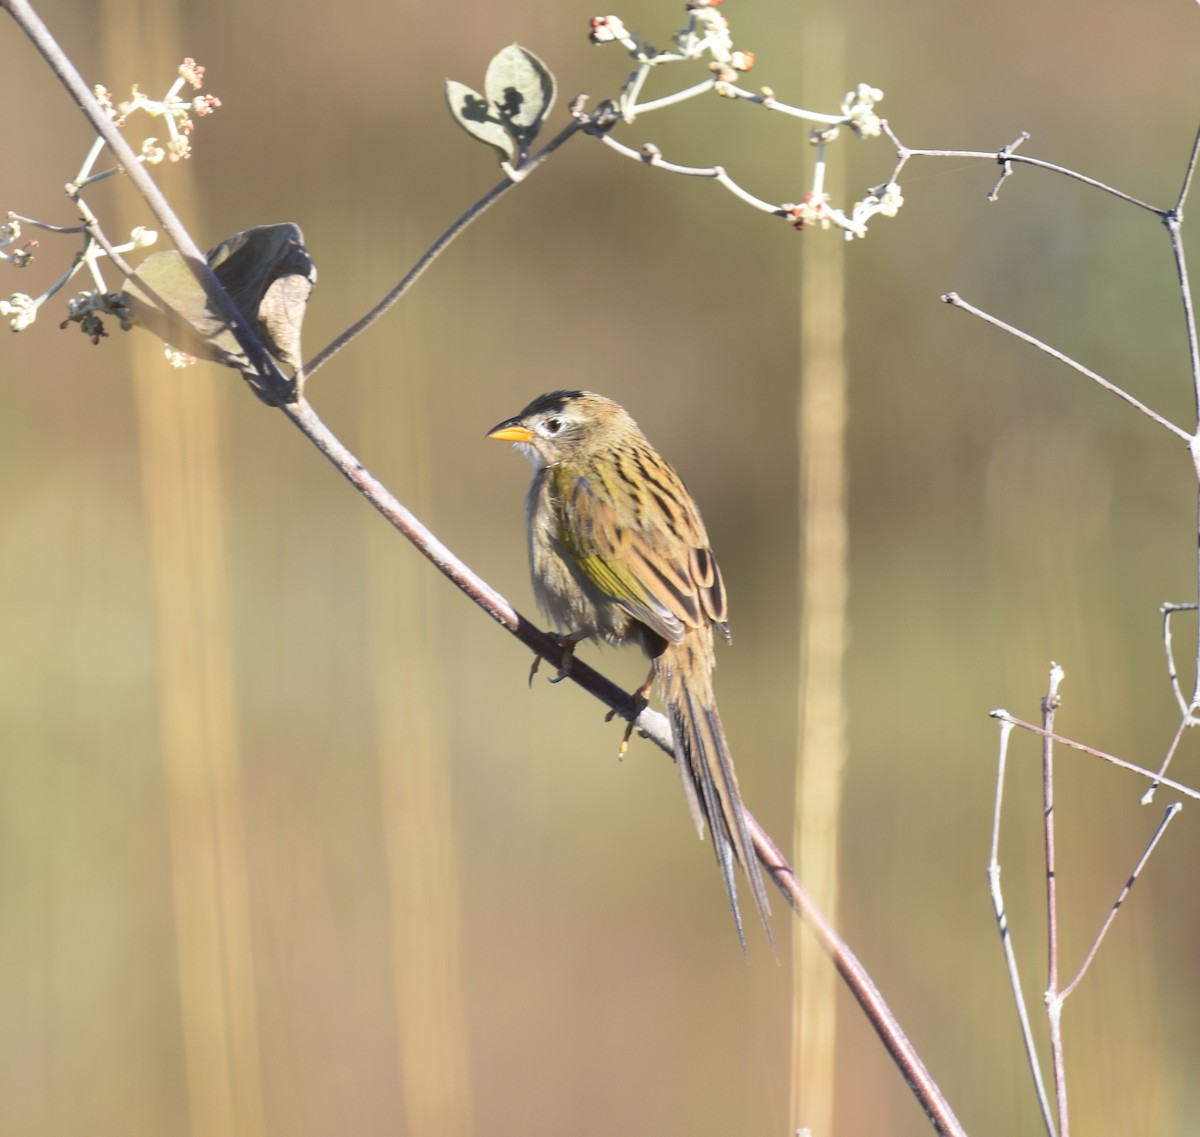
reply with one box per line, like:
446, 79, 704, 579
92, 58, 221, 165
841, 83, 884, 139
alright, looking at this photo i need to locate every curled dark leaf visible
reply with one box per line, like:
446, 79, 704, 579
121, 222, 317, 386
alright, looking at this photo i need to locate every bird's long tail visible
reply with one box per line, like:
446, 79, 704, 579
656, 637, 774, 953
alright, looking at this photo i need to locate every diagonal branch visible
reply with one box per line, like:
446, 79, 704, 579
989, 710, 1200, 801
1059, 803, 1181, 1002
942, 292, 1192, 443
298, 112, 587, 385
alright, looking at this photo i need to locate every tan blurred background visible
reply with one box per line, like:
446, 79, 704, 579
3, 0, 1200, 1134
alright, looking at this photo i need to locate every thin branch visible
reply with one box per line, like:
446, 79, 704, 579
1142, 711, 1194, 807
717, 82, 849, 126
988, 714, 1057, 1137
628, 78, 715, 115
1059, 804, 1182, 1002
299, 115, 587, 385
1195, 477, 1200, 711
942, 293, 1192, 443
1165, 215, 1200, 434
1146, 597, 1200, 797
750, 817, 968, 1137
986, 131, 1029, 201
6, 212, 86, 234
74, 199, 138, 279
594, 134, 785, 215
880, 122, 1164, 215
1171, 122, 1200, 215
1159, 601, 1198, 720
989, 710, 1200, 802
1040, 665, 1069, 1137
986, 152, 1162, 213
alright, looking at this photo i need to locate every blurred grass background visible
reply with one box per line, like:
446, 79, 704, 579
3, 0, 1200, 1133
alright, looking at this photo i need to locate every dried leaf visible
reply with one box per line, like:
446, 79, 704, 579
122, 222, 316, 375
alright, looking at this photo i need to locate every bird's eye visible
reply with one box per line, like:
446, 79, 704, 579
543, 417, 563, 435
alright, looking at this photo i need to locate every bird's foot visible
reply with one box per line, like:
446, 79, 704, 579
529, 634, 582, 686
606, 666, 655, 759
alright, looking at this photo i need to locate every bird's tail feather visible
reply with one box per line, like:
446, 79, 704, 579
657, 642, 774, 953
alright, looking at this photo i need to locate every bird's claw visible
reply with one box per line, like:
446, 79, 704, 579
549, 638, 577, 683
609, 682, 651, 760
530, 637, 579, 686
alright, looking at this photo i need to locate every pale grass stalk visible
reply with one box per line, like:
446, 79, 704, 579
359, 338, 474, 1137
107, 5, 266, 1133
792, 13, 848, 1137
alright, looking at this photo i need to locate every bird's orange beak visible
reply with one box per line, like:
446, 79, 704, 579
486, 421, 534, 443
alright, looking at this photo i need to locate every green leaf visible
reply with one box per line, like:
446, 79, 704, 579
445, 79, 517, 164
484, 44, 556, 148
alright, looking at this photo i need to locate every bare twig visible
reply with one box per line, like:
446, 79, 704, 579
988, 714, 1057, 1137
986, 131, 1029, 201
1059, 804, 1182, 1002
942, 293, 1192, 443
1191, 444, 1200, 712
880, 121, 1164, 214
299, 115, 587, 386
1173, 123, 1200, 216
989, 710, 1200, 802
1142, 713, 1193, 808
1148, 601, 1200, 803
934, 124, 1200, 773
1039, 666, 1069, 1137
595, 134, 785, 215
1159, 601, 1198, 721
629, 77, 716, 115
750, 817, 967, 1137
6, 212, 86, 234
1166, 208, 1200, 424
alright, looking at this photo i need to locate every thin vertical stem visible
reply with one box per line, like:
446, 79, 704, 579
1040, 665, 1068, 1137
1195, 468, 1200, 708
987, 716, 1056, 1136
1165, 126, 1200, 703
1169, 125, 1200, 430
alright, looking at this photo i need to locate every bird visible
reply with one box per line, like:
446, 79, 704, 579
487, 390, 772, 950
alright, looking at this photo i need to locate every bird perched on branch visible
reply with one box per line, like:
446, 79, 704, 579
487, 390, 772, 950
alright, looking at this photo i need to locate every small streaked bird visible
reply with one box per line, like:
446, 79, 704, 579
487, 390, 772, 949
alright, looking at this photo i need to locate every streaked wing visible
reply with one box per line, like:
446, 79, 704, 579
553, 445, 727, 644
